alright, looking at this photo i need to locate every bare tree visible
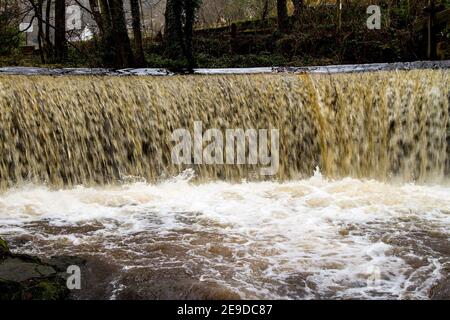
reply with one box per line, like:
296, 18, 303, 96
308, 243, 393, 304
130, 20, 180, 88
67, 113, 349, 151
54, 0, 66, 62
261, 0, 269, 20
95, 0, 135, 67
44, 0, 53, 57
277, 0, 288, 32
130, 0, 145, 65
164, 0, 201, 71
27, 0, 46, 62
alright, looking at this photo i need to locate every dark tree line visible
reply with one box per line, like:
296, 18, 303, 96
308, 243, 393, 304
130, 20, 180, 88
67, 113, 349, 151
277, 0, 304, 33
164, 0, 202, 71
20, 0, 66, 63
93, 0, 201, 69
5, 0, 444, 69
82, 0, 136, 67
4, 0, 316, 69
6, 0, 315, 68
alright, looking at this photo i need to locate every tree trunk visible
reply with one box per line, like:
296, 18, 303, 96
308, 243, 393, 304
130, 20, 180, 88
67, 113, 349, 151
36, 0, 46, 63
336, 0, 342, 31
164, 0, 200, 71
88, 0, 104, 37
97, 0, 116, 66
98, 0, 112, 32
130, 0, 145, 66
386, 0, 391, 28
44, 0, 52, 57
109, 0, 135, 67
184, 0, 196, 71
54, 0, 66, 62
261, 0, 269, 21
426, 0, 437, 59
277, 0, 288, 33
292, 0, 304, 19
164, 0, 184, 60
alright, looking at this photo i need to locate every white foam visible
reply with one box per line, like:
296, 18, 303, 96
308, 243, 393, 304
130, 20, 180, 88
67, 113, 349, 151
0, 173, 449, 299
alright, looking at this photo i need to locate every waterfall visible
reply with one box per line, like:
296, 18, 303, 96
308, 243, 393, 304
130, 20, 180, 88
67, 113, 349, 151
1, 70, 450, 300
0, 70, 448, 188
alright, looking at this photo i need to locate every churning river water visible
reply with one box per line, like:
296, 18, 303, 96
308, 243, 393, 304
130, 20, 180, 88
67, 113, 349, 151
0, 69, 449, 299
0, 170, 449, 299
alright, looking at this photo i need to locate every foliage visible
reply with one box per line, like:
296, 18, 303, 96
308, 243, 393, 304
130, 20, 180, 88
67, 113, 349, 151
164, 0, 203, 70
2, 0, 449, 68
0, 15, 20, 56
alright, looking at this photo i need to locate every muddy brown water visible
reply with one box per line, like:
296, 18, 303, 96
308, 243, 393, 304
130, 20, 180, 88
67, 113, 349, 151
0, 70, 449, 299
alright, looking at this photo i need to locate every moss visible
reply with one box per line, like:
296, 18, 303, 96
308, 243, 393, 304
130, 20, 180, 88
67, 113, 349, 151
0, 277, 69, 300
0, 237, 70, 300
0, 237, 9, 259
26, 278, 69, 300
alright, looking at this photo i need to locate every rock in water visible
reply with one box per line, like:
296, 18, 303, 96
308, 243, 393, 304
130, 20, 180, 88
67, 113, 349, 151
0, 237, 70, 300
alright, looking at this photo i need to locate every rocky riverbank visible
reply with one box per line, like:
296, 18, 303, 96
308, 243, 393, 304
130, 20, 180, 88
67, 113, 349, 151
0, 237, 83, 300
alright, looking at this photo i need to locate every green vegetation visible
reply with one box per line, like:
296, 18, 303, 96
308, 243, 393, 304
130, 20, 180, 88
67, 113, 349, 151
0, 237, 9, 259
0, 237, 70, 300
0, 278, 69, 300
0, 7, 21, 57
0, 0, 449, 69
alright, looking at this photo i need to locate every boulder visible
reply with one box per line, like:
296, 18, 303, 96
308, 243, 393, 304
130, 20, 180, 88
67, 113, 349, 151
0, 258, 56, 282
0, 237, 71, 300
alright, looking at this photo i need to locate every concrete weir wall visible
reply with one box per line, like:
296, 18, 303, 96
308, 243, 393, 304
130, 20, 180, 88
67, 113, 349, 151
1, 60, 450, 76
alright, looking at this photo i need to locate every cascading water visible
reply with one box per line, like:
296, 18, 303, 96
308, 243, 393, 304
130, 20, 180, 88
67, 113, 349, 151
0, 70, 449, 187
0, 70, 449, 299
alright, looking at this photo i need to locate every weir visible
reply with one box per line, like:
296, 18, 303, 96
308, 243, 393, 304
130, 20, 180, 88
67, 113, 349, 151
1, 70, 450, 300
0, 70, 449, 188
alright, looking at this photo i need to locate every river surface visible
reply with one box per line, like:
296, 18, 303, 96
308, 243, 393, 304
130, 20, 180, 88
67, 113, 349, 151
0, 170, 449, 299
0, 68, 449, 299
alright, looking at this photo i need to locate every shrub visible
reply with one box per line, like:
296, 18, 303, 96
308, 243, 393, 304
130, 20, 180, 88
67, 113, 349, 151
0, 25, 20, 56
